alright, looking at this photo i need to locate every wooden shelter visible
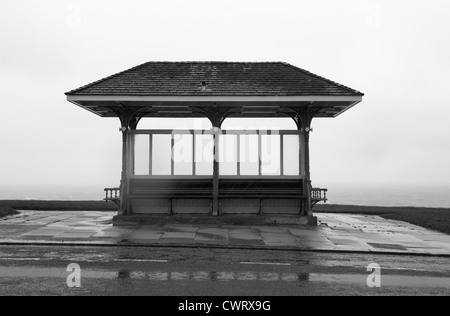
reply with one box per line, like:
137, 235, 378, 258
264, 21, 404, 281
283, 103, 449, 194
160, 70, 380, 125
66, 62, 363, 218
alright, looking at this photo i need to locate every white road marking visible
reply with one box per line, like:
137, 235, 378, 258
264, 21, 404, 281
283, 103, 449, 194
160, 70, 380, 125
388, 267, 430, 272
0, 258, 43, 261
240, 261, 291, 266
114, 259, 168, 263
0, 257, 168, 263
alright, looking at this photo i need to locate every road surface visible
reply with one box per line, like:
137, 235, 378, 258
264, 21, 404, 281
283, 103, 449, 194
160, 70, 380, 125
0, 245, 449, 296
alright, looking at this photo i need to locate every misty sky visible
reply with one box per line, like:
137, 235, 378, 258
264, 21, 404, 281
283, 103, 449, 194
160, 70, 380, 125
1, 0, 450, 193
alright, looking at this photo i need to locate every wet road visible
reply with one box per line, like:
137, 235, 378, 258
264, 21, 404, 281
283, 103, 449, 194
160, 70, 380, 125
0, 245, 449, 296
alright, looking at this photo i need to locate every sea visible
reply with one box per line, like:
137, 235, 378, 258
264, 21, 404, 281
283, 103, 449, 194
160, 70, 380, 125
0, 184, 449, 209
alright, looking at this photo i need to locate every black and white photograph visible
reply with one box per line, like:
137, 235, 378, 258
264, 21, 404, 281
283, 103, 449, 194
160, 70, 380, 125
0, 0, 449, 300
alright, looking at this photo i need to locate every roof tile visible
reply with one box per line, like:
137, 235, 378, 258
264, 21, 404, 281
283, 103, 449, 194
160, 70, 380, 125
66, 62, 363, 97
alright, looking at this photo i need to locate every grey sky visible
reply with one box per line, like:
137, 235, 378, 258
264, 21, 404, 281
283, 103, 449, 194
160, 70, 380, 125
1, 0, 449, 191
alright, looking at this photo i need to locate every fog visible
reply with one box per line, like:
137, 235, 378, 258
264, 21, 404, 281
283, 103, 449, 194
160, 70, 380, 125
1, 0, 449, 197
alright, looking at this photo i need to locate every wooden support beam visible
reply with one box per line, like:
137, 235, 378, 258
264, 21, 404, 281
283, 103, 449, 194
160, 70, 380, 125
289, 106, 319, 216
199, 106, 229, 217
280, 135, 284, 176
110, 106, 146, 216
303, 129, 313, 216
212, 127, 220, 216
120, 129, 130, 216
149, 134, 153, 176
237, 135, 241, 176
129, 132, 135, 176
192, 134, 196, 176
171, 134, 175, 176
258, 133, 262, 176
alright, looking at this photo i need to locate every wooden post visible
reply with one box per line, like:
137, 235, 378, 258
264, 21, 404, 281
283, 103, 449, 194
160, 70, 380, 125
280, 134, 284, 176
212, 126, 220, 216
129, 131, 135, 176
192, 132, 196, 176
258, 132, 262, 176
119, 127, 131, 216
303, 129, 313, 216
202, 107, 227, 217
115, 109, 143, 216
295, 107, 315, 217
236, 134, 241, 176
171, 134, 175, 176
149, 134, 153, 176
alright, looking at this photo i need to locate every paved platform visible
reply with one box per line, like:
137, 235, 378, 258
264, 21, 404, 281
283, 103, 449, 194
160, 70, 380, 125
0, 211, 449, 255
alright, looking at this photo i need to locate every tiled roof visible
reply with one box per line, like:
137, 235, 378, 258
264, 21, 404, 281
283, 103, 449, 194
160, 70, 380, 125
66, 62, 363, 97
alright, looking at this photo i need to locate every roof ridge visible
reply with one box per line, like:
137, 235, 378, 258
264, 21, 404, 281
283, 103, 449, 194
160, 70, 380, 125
102, 61, 284, 64
65, 61, 151, 95
280, 62, 364, 96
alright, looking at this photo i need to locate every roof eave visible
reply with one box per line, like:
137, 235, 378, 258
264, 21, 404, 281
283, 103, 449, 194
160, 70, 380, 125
332, 99, 364, 118
66, 95, 363, 103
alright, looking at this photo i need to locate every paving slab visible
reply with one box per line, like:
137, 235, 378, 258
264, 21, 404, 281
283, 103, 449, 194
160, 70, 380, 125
161, 232, 196, 239
298, 241, 337, 250
128, 233, 163, 240
294, 235, 331, 243
22, 229, 66, 237
0, 211, 449, 256
253, 226, 291, 233
230, 234, 262, 241
92, 231, 128, 238
195, 233, 229, 241
53, 231, 98, 239
166, 227, 199, 233
198, 228, 229, 235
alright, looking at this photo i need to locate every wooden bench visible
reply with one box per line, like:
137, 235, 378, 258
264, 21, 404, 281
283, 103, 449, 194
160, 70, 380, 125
219, 178, 304, 199
128, 178, 213, 199
105, 181, 328, 209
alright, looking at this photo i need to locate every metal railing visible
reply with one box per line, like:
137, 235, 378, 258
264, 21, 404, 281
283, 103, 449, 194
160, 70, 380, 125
104, 188, 120, 207
104, 187, 328, 205
311, 188, 328, 206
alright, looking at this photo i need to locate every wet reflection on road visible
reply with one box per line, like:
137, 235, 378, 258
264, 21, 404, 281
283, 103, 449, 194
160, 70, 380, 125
1, 265, 449, 291
112, 269, 450, 289
117, 269, 311, 283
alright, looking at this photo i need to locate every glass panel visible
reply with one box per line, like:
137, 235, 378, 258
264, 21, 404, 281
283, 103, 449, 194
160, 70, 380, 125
173, 134, 193, 175
239, 134, 259, 176
219, 134, 237, 176
283, 135, 300, 176
134, 134, 150, 175
261, 134, 281, 176
195, 134, 214, 175
152, 135, 172, 175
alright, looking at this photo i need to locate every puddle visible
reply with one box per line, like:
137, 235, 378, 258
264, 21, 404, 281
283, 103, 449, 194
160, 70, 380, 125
311, 257, 450, 274
1, 266, 449, 289
310, 274, 450, 289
